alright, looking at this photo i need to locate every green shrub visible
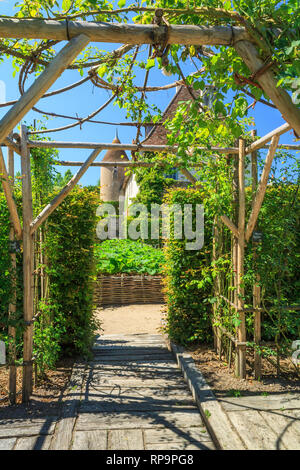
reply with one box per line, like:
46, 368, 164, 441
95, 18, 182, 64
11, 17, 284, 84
244, 183, 300, 344
0, 193, 12, 320
42, 186, 100, 358
162, 187, 213, 345
0, 189, 24, 355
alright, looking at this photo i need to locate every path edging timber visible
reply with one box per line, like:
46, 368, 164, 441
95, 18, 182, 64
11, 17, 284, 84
167, 340, 246, 450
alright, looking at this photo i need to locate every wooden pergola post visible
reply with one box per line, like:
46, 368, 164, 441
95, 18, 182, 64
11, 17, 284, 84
7, 142, 17, 404
236, 138, 246, 378
21, 125, 34, 403
251, 130, 262, 380
212, 215, 221, 355
231, 148, 239, 376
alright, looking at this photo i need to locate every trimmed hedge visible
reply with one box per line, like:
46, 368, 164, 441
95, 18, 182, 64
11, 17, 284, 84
162, 187, 213, 345
43, 186, 100, 358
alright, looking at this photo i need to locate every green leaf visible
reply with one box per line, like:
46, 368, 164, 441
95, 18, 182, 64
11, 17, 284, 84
97, 65, 107, 77
62, 0, 72, 11
118, 0, 126, 7
146, 58, 155, 70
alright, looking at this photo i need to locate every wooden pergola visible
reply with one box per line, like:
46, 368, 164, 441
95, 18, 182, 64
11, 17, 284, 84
0, 14, 299, 402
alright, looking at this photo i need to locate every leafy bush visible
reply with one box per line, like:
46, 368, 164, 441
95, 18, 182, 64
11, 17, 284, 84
0, 189, 24, 355
133, 165, 176, 208
244, 183, 300, 345
0, 193, 12, 320
162, 187, 213, 345
95, 239, 164, 275
42, 186, 100, 358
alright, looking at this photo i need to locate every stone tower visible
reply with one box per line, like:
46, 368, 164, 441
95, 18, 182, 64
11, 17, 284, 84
100, 133, 129, 202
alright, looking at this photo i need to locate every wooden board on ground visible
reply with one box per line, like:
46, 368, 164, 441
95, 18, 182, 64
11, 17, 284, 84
93, 347, 168, 355
259, 409, 300, 450
109, 429, 144, 450
75, 410, 205, 431
14, 435, 52, 450
144, 426, 212, 444
228, 409, 280, 450
145, 442, 214, 450
92, 354, 174, 362
0, 419, 57, 438
0, 438, 16, 450
220, 394, 300, 412
71, 430, 107, 450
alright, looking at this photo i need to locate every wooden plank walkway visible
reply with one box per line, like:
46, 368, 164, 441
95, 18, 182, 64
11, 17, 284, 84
69, 333, 215, 450
0, 334, 215, 450
217, 394, 300, 450
0, 332, 299, 450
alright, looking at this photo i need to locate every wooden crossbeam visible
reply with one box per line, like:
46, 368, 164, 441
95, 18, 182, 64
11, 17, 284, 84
27, 140, 239, 154
4, 138, 299, 152
0, 147, 22, 240
30, 148, 102, 234
245, 135, 280, 242
245, 122, 291, 155
4, 137, 22, 156
53, 161, 176, 167
0, 18, 251, 45
263, 144, 300, 151
0, 34, 90, 145
180, 168, 197, 183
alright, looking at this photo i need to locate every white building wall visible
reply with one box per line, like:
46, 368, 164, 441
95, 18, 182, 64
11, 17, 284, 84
124, 173, 139, 210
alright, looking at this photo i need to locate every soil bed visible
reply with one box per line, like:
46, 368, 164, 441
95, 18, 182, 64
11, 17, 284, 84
189, 344, 300, 397
0, 357, 73, 420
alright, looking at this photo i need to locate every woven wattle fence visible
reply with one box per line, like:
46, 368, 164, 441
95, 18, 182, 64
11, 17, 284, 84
94, 274, 165, 306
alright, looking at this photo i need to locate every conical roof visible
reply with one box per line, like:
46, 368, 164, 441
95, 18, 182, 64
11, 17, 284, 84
100, 134, 129, 202
102, 135, 129, 162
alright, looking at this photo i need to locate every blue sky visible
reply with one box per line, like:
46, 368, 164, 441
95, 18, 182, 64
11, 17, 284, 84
0, 0, 298, 186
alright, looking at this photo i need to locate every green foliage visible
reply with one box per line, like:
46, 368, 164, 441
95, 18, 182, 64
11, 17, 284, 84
133, 160, 177, 208
161, 153, 300, 351
1, 134, 102, 370
0, 193, 12, 320
5, 0, 298, 131
44, 186, 100, 358
131, 157, 178, 247
33, 300, 66, 373
95, 239, 164, 275
162, 187, 213, 345
0, 188, 24, 354
245, 181, 300, 348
